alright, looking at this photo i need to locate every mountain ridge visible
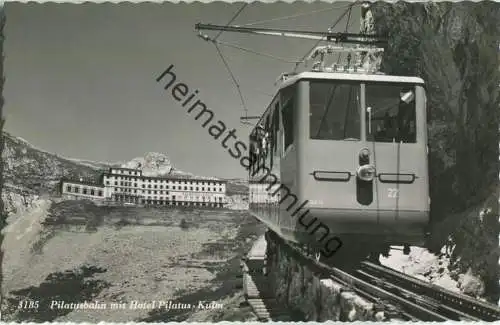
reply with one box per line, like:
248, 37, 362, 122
2, 132, 245, 194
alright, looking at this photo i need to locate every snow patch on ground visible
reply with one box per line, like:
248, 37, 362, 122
381, 246, 460, 293
382, 246, 487, 300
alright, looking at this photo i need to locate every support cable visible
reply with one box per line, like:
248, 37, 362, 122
336, 6, 353, 65
199, 2, 363, 125
214, 3, 248, 42
213, 44, 250, 124
210, 3, 252, 124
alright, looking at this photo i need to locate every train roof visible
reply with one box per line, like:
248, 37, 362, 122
279, 72, 425, 89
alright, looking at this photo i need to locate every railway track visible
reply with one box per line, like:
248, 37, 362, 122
267, 231, 500, 322
356, 261, 500, 321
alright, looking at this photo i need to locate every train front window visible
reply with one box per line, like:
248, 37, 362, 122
309, 81, 361, 141
365, 83, 417, 143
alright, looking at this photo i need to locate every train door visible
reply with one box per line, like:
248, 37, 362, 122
248, 96, 280, 225
268, 101, 282, 227
303, 80, 366, 213
364, 82, 428, 229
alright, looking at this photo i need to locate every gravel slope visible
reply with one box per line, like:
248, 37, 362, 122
3, 200, 266, 322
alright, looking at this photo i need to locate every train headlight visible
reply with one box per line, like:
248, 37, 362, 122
357, 164, 376, 182
359, 148, 370, 159
359, 148, 370, 165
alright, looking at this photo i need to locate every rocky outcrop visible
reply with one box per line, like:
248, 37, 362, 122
2, 187, 38, 216
265, 232, 380, 321
2, 132, 105, 192
121, 152, 219, 180
121, 152, 175, 177
458, 268, 486, 298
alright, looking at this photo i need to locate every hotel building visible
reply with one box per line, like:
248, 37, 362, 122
60, 167, 227, 208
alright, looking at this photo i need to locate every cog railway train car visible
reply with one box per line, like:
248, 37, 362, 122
248, 70, 430, 261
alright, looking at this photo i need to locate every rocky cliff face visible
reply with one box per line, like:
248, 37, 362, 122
369, 1, 499, 303
2, 187, 38, 216
2, 132, 105, 194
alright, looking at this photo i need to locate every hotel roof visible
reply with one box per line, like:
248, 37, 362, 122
109, 167, 142, 172
60, 178, 105, 188
102, 172, 227, 183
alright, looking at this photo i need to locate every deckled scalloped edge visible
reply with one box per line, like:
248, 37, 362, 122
0, 320, 500, 325
0, 1, 498, 323
2, 0, 499, 3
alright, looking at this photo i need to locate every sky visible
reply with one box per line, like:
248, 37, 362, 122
4, 2, 361, 179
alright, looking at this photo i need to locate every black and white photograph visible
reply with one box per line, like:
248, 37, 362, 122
0, 0, 499, 322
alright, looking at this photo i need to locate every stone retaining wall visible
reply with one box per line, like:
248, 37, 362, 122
265, 231, 385, 321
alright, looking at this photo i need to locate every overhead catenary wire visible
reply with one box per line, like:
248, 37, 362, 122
239, 3, 355, 27
238, 85, 274, 98
212, 39, 300, 64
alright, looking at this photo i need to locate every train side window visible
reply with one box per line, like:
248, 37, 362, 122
365, 83, 416, 143
269, 111, 275, 170
309, 81, 360, 141
250, 117, 269, 174
265, 114, 272, 169
273, 102, 280, 155
249, 129, 259, 174
281, 85, 295, 151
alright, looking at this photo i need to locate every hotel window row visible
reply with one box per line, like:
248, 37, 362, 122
60, 168, 227, 208
65, 184, 103, 197
110, 168, 142, 176
114, 188, 172, 195
112, 194, 224, 207
105, 182, 223, 192
109, 175, 219, 187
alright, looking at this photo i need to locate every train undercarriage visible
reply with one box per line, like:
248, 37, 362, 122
273, 229, 394, 267
251, 212, 415, 267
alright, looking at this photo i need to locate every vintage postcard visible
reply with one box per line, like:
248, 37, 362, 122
1, 0, 499, 322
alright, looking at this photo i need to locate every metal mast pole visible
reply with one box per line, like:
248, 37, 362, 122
359, 2, 383, 72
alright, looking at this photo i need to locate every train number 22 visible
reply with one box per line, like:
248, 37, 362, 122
387, 188, 399, 198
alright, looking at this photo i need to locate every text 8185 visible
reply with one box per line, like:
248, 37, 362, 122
18, 300, 39, 309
